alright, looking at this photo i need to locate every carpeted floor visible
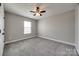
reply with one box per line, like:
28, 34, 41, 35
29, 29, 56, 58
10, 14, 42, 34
3, 37, 77, 56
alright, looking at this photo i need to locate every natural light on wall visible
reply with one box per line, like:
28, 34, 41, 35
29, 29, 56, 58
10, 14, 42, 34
24, 21, 31, 34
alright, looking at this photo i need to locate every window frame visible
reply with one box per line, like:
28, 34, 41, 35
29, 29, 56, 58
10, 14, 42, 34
24, 21, 32, 34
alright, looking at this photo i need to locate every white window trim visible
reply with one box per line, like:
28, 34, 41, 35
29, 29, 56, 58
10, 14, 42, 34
24, 21, 31, 34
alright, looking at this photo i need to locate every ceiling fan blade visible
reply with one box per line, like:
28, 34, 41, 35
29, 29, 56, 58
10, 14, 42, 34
40, 14, 42, 16
33, 14, 36, 16
30, 11, 35, 13
40, 11, 46, 13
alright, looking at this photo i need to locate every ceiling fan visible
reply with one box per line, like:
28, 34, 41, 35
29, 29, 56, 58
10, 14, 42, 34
30, 6, 46, 16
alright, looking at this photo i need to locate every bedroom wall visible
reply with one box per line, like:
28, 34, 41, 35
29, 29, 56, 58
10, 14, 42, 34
38, 10, 75, 45
75, 5, 79, 54
5, 12, 37, 42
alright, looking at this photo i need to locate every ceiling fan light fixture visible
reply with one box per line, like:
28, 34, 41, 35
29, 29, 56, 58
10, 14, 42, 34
30, 6, 46, 16
36, 13, 40, 16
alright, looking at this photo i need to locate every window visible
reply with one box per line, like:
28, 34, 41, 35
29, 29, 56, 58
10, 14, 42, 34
24, 21, 31, 34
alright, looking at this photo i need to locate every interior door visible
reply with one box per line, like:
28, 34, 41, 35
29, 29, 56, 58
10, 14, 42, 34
0, 3, 4, 56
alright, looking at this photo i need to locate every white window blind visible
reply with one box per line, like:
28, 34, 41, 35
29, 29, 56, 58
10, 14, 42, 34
24, 21, 31, 34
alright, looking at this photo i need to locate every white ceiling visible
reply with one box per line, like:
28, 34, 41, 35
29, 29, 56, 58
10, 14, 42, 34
4, 3, 77, 20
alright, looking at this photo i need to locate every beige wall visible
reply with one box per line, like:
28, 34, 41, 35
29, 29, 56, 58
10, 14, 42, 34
38, 10, 75, 44
75, 5, 79, 54
5, 12, 37, 42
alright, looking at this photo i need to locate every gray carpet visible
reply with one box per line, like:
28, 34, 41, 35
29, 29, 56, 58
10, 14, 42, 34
3, 37, 77, 56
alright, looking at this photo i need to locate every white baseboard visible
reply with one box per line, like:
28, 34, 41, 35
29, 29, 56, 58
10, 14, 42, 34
5, 36, 36, 44
38, 36, 75, 46
75, 46, 79, 55
5, 35, 75, 47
